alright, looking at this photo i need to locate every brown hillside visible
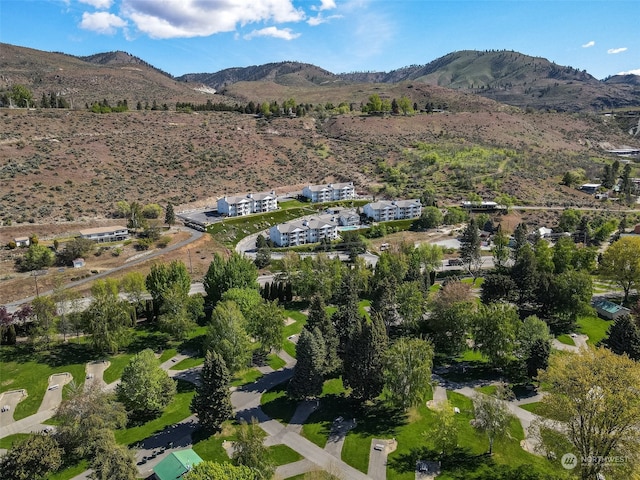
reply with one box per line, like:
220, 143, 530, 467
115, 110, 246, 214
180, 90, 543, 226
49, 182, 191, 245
0, 105, 635, 231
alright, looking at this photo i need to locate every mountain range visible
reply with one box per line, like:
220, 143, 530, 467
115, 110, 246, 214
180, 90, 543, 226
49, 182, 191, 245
1, 43, 639, 112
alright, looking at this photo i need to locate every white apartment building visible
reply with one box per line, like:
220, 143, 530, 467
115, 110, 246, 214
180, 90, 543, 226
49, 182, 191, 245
269, 218, 338, 247
363, 199, 422, 222
217, 191, 278, 217
302, 182, 355, 203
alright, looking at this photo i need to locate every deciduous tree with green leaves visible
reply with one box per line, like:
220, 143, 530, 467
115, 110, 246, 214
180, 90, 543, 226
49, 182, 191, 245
84, 279, 132, 354
205, 301, 252, 373
183, 462, 257, 480
116, 348, 176, 419
599, 236, 640, 302
536, 347, 640, 480
0, 433, 62, 480
232, 418, 274, 480
383, 337, 434, 410
472, 384, 514, 455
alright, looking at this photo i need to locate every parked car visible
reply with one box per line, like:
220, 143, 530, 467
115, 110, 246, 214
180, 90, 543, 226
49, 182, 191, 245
447, 258, 464, 266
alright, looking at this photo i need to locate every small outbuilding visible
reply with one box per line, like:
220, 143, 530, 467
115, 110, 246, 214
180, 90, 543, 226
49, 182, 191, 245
152, 449, 203, 480
592, 299, 630, 320
72, 258, 85, 268
14, 237, 30, 247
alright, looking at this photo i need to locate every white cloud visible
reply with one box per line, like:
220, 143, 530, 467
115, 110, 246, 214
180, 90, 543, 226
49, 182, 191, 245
608, 47, 627, 54
582, 40, 595, 48
617, 69, 640, 76
121, 0, 304, 39
78, 0, 113, 8
80, 11, 126, 34
307, 13, 341, 26
311, 0, 337, 11
244, 26, 300, 40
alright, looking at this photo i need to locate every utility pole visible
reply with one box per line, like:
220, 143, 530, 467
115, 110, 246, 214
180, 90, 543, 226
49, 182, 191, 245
188, 249, 193, 275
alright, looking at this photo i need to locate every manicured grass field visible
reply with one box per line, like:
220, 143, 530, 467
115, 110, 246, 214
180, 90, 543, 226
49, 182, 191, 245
231, 368, 263, 387
268, 353, 287, 370
0, 342, 94, 420
0, 433, 31, 449
171, 356, 204, 370
577, 315, 612, 346
261, 381, 299, 424
337, 390, 568, 479
282, 304, 308, 359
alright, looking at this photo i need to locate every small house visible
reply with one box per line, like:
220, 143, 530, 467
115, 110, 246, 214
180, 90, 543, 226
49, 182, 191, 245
592, 299, 630, 320
72, 258, 85, 268
152, 449, 203, 480
14, 237, 30, 247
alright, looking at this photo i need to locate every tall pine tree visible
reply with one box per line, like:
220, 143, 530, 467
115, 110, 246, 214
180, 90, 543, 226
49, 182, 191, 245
306, 295, 340, 375
191, 351, 233, 432
288, 328, 325, 400
602, 315, 640, 361
343, 314, 388, 401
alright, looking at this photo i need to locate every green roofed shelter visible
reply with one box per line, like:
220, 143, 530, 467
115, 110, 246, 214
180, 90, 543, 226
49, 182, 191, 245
592, 299, 631, 320
153, 449, 203, 480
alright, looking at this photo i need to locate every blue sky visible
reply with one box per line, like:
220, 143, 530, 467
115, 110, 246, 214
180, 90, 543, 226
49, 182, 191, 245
1, 0, 638, 79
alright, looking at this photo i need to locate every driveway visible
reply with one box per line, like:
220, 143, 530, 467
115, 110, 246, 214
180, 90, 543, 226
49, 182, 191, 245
38, 373, 72, 412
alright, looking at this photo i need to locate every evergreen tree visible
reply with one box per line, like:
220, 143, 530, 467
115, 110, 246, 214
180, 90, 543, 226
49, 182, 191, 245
602, 315, 640, 361
343, 314, 388, 401
370, 278, 401, 332
511, 222, 529, 260
459, 216, 482, 279
306, 295, 340, 375
333, 283, 361, 360
492, 224, 510, 268
191, 351, 233, 432
288, 328, 325, 399
164, 203, 175, 225
526, 338, 551, 378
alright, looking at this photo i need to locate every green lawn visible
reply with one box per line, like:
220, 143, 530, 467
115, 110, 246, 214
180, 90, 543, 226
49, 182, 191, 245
269, 444, 303, 465
282, 305, 308, 359
48, 460, 89, 480
231, 368, 263, 387
301, 378, 350, 448
158, 348, 178, 363
114, 380, 196, 446
0, 433, 31, 449
555, 334, 575, 346
268, 353, 287, 370
518, 401, 544, 415
103, 353, 136, 384
260, 381, 299, 425
577, 315, 612, 346
0, 342, 94, 420
171, 356, 204, 370
339, 391, 568, 479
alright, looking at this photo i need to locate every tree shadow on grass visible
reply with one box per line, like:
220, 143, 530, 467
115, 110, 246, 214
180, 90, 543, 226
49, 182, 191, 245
43, 341, 98, 367
260, 380, 299, 424
388, 446, 493, 475
125, 330, 171, 355
351, 399, 407, 438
